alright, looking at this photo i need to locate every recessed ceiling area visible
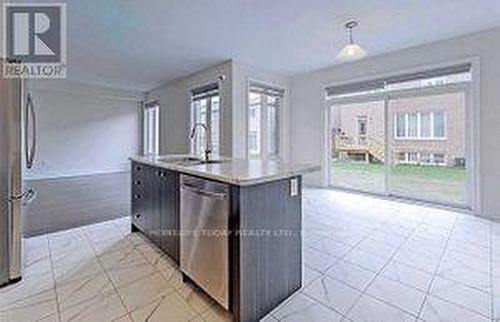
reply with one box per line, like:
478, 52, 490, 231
17, 0, 500, 90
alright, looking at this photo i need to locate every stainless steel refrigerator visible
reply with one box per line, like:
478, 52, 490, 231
0, 59, 37, 287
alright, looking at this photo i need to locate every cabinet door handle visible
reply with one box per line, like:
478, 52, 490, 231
133, 194, 141, 199
135, 166, 142, 171
134, 180, 141, 185
135, 213, 142, 219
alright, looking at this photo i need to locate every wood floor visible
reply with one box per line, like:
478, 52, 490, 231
23, 172, 130, 237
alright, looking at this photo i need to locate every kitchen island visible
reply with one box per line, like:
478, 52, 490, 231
129, 155, 319, 322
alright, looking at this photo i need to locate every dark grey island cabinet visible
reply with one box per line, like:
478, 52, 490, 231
130, 159, 307, 322
131, 162, 179, 262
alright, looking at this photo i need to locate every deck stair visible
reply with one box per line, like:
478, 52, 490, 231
334, 135, 385, 163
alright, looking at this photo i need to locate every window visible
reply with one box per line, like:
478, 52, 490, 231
394, 111, 446, 139
357, 116, 367, 135
327, 63, 471, 207
248, 131, 259, 152
396, 114, 406, 138
396, 152, 447, 166
408, 152, 419, 164
433, 112, 445, 138
408, 113, 418, 138
433, 153, 445, 165
420, 113, 431, 138
191, 83, 220, 157
247, 82, 284, 159
143, 101, 159, 156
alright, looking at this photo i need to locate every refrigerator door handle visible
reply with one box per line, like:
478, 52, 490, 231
21, 188, 36, 206
10, 187, 36, 202
25, 93, 36, 169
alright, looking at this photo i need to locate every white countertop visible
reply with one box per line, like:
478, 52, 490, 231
130, 155, 320, 186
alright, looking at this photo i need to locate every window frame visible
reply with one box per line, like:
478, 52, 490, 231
190, 84, 221, 157
143, 101, 160, 156
323, 59, 478, 210
246, 81, 284, 160
394, 111, 447, 140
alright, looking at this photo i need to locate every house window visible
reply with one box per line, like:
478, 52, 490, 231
248, 82, 284, 159
191, 83, 220, 157
433, 112, 445, 138
397, 152, 446, 166
396, 114, 406, 138
408, 152, 419, 164
143, 101, 159, 156
357, 116, 367, 135
394, 111, 446, 139
433, 153, 445, 165
420, 113, 432, 138
408, 113, 418, 138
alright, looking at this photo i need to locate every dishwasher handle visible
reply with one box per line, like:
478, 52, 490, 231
181, 184, 228, 199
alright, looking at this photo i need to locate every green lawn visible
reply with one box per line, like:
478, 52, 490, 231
331, 160, 467, 205
332, 160, 465, 181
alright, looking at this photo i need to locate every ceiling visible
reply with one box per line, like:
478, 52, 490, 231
16, 0, 500, 91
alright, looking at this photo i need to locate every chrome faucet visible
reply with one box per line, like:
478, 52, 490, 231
190, 123, 212, 162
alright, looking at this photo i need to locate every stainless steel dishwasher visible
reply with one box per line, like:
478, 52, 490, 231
180, 174, 230, 309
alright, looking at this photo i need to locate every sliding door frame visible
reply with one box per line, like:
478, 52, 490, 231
322, 58, 480, 213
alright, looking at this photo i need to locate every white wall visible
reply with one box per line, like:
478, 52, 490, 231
149, 60, 291, 160
290, 27, 500, 218
148, 61, 233, 156
25, 80, 143, 180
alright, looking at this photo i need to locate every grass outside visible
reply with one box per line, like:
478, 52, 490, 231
331, 160, 467, 205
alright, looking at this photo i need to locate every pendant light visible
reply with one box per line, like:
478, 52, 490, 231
336, 20, 366, 62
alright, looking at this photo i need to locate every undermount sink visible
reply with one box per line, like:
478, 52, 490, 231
156, 156, 225, 166
198, 159, 225, 164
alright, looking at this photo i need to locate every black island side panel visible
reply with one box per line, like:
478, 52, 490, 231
235, 176, 302, 322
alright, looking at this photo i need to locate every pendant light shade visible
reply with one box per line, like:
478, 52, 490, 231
337, 20, 366, 62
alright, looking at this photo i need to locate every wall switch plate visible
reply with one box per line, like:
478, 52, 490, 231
290, 178, 298, 197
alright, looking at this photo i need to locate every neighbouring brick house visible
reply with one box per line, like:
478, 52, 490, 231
331, 92, 465, 166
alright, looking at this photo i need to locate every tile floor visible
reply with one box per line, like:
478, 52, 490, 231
1, 188, 500, 322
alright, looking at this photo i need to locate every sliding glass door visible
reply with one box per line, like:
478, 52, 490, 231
330, 100, 386, 194
326, 64, 472, 208
387, 90, 467, 206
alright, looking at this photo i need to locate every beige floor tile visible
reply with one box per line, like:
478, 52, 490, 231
0, 272, 55, 309
303, 275, 361, 315
136, 242, 163, 265
50, 246, 96, 270
60, 292, 127, 322
53, 256, 104, 283
429, 276, 491, 317
99, 247, 146, 270
103, 248, 157, 288
326, 260, 377, 291
117, 272, 175, 312
176, 282, 214, 314
200, 302, 234, 322
420, 295, 490, 322
12, 189, 500, 322
129, 292, 197, 322
0, 291, 58, 322
56, 271, 115, 310
365, 275, 426, 315
48, 228, 91, 255
347, 294, 416, 322
154, 255, 178, 281
271, 293, 343, 322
